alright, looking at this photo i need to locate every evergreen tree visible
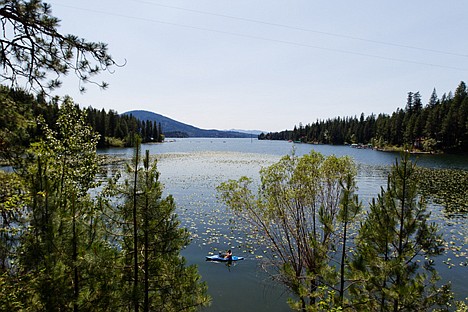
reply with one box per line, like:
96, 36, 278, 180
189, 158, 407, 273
0, 86, 33, 162
405, 92, 414, 114
413, 91, 423, 112
0, 169, 31, 312
337, 174, 361, 306
119, 140, 210, 311
0, 0, 119, 93
427, 88, 438, 108
350, 153, 452, 311
259, 81, 468, 152
17, 98, 121, 310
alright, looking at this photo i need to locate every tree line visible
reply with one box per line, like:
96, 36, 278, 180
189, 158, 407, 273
84, 107, 164, 148
0, 85, 163, 150
260, 81, 468, 153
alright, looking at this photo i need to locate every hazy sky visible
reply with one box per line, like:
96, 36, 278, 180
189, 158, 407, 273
49, 0, 468, 132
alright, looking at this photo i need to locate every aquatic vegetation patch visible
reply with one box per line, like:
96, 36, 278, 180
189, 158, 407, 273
105, 149, 468, 301
416, 167, 468, 213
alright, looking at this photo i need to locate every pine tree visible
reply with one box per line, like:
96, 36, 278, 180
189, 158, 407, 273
0, 0, 118, 93
0, 86, 35, 162
337, 174, 361, 306
413, 91, 422, 112
427, 88, 439, 108
17, 98, 122, 310
350, 153, 452, 311
119, 140, 210, 311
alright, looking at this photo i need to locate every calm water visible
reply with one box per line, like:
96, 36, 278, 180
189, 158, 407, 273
101, 138, 468, 311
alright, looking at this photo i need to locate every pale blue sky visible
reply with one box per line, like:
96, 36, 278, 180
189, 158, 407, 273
50, 0, 468, 132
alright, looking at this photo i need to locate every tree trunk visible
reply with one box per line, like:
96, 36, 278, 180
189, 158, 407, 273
133, 142, 140, 312
339, 219, 348, 304
72, 193, 79, 312
394, 159, 408, 312
143, 150, 150, 312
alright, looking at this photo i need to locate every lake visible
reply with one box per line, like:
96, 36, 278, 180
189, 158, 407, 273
100, 138, 468, 311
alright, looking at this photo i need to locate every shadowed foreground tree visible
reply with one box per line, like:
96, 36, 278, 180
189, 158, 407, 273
0, 87, 33, 162
0, 99, 209, 311
11, 99, 121, 310
218, 151, 357, 311
0, 169, 30, 310
0, 0, 120, 93
337, 174, 361, 307
116, 139, 210, 311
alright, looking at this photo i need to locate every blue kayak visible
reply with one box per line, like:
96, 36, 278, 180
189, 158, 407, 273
205, 254, 244, 262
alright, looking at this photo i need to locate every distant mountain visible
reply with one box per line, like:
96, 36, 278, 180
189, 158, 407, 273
227, 129, 266, 135
123, 110, 253, 138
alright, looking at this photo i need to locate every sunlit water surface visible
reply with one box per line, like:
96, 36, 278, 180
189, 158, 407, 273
100, 138, 468, 311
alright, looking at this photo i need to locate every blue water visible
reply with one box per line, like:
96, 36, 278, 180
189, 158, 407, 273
101, 138, 468, 311
100, 138, 468, 169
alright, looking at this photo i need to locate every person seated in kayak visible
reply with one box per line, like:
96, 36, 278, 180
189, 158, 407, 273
224, 249, 232, 260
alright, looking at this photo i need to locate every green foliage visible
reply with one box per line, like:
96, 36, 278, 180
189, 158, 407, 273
0, 2, 203, 309
416, 167, 468, 213
350, 153, 453, 311
456, 298, 468, 312
219, 152, 458, 310
218, 151, 357, 311
1, 98, 208, 311
0, 86, 34, 162
0, 170, 29, 272
82, 106, 164, 147
261, 81, 468, 153
337, 174, 361, 306
0, 86, 164, 158
105, 136, 125, 147
0, 0, 118, 93
288, 287, 343, 312
15, 98, 124, 310
116, 143, 210, 311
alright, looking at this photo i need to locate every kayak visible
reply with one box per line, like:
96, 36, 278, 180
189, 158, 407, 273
205, 254, 244, 262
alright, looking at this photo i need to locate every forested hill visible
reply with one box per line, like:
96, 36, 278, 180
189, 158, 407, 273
124, 110, 252, 138
0, 87, 251, 152
260, 81, 468, 153
0, 86, 163, 149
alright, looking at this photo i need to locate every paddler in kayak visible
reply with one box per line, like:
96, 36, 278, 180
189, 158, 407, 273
224, 249, 232, 260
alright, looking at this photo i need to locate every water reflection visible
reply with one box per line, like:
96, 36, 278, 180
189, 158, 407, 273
205, 256, 241, 272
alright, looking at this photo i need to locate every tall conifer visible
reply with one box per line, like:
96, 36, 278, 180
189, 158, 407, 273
120, 140, 210, 311
350, 153, 452, 311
